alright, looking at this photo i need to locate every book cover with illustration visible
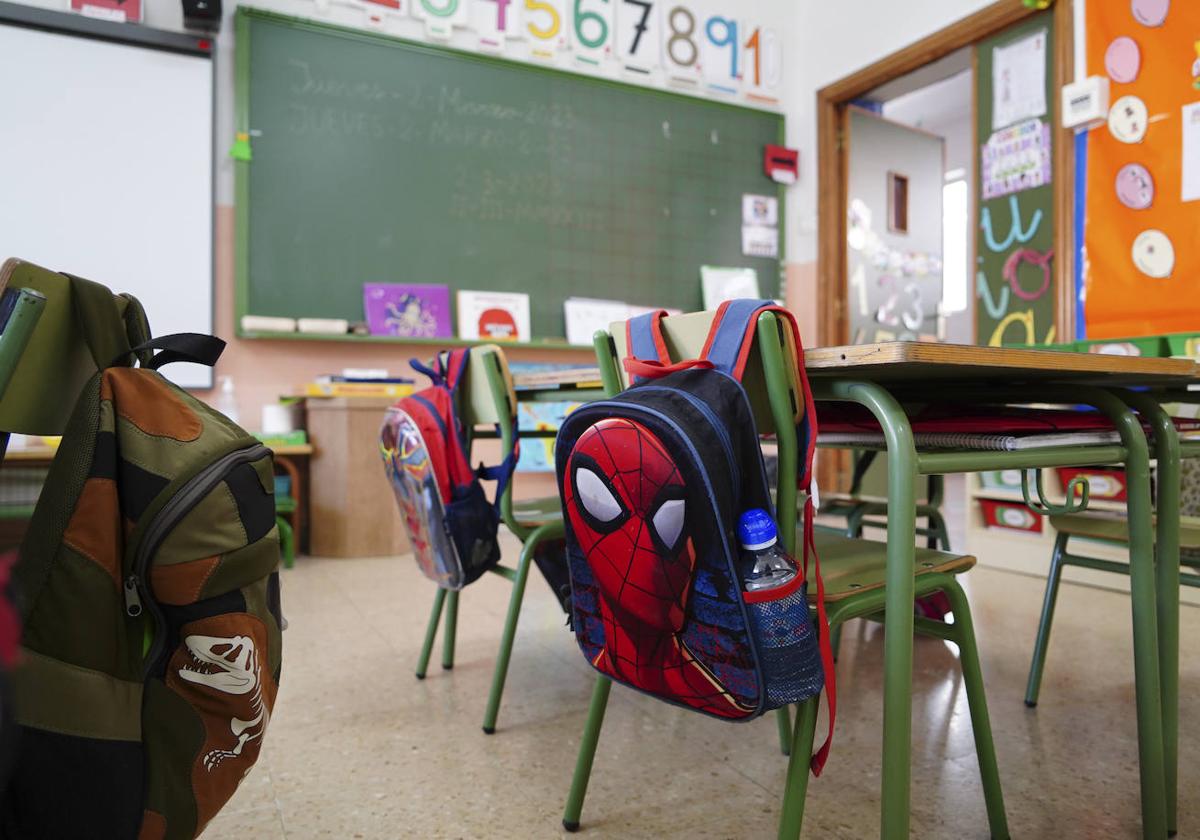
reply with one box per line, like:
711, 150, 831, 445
363, 283, 452, 338
457, 290, 530, 342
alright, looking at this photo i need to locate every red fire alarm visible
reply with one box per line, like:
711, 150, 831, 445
764, 144, 799, 184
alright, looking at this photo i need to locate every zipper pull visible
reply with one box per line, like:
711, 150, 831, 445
124, 575, 144, 618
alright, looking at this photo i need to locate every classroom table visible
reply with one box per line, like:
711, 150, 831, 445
804, 341, 1197, 840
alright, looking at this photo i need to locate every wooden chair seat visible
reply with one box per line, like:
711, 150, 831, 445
808, 531, 976, 603
1049, 512, 1200, 549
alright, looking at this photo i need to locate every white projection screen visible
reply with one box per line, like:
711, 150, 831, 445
0, 16, 214, 387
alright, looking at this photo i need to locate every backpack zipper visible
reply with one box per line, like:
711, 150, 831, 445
129, 443, 270, 676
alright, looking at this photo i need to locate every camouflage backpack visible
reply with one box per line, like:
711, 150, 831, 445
2, 274, 283, 840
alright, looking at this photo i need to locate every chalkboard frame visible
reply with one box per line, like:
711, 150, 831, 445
233, 7, 786, 349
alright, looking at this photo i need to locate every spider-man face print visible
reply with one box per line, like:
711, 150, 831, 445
565, 418, 692, 634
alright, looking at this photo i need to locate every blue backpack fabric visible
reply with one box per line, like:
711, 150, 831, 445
380, 349, 517, 590
556, 300, 836, 774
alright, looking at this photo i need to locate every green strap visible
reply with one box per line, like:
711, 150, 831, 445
118, 293, 154, 368
62, 273, 132, 369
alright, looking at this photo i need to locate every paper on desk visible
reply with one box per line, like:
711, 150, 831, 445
992, 29, 1047, 130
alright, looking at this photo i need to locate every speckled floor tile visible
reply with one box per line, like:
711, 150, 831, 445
202, 531, 1198, 839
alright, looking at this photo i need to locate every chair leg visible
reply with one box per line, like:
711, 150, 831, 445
442, 589, 459, 670
416, 588, 447, 680
942, 581, 1009, 840
830, 622, 843, 663
563, 676, 612, 832
1025, 532, 1069, 708
275, 516, 295, 570
775, 706, 792, 756
777, 693, 820, 840
482, 523, 552, 734
928, 511, 950, 551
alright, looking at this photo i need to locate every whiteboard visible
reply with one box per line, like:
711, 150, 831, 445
0, 23, 213, 388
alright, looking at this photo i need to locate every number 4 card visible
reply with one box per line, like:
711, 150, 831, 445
473, 0, 522, 51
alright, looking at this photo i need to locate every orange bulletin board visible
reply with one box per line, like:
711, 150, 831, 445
1082, 1, 1200, 338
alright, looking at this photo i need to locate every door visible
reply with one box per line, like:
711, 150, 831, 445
844, 108, 945, 343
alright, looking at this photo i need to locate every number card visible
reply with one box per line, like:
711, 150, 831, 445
742, 23, 782, 103
616, 0, 658, 74
411, 0, 467, 38
661, 4, 702, 82
357, 0, 408, 27
700, 12, 739, 94
573, 0, 614, 66
473, 0, 522, 51
524, 0, 569, 61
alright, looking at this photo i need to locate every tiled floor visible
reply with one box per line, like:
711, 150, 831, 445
204, 533, 1198, 839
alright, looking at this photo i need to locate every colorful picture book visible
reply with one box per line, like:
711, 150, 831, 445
457, 290, 530, 342
363, 283, 452, 338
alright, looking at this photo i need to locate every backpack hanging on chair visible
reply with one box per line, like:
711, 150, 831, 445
4, 273, 283, 839
555, 299, 838, 774
380, 348, 518, 591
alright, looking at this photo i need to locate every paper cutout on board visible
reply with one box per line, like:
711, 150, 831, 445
1115, 162, 1156, 209
1003, 248, 1054, 301
701, 266, 760, 309
976, 271, 1010, 320
1105, 36, 1142, 83
981, 118, 1052, 199
1183, 102, 1200, 202
1131, 0, 1169, 28
992, 29, 1047, 130
980, 195, 1043, 253
1108, 95, 1149, 143
1131, 229, 1175, 277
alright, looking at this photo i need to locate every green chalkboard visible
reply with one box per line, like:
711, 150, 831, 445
234, 9, 784, 342
975, 11, 1056, 347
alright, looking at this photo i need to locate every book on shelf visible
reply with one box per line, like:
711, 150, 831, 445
303, 381, 414, 398
253, 430, 309, 448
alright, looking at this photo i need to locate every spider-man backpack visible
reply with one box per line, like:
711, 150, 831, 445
380, 349, 517, 590
556, 300, 837, 774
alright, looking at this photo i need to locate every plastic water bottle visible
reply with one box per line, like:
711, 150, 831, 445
215, 375, 240, 425
737, 508, 797, 592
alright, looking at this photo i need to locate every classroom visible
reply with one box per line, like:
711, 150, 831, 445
0, 0, 1196, 837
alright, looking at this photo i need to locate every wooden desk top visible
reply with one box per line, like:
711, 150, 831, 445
804, 342, 1198, 385
272, 444, 314, 456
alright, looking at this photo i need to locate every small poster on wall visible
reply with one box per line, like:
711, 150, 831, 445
981, 118, 1052, 199
458, 290, 531, 342
991, 29, 1047, 129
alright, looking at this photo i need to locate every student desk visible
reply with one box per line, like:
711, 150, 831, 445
804, 342, 1197, 840
271, 443, 313, 550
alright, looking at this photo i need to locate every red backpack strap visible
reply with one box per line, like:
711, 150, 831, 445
701, 299, 832, 775
624, 309, 671, 384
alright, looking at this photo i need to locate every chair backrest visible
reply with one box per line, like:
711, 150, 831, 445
0, 259, 139, 435
453, 344, 524, 536
596, 308, 806, 553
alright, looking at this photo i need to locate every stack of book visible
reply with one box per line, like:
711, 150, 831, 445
303, 369, 414, 399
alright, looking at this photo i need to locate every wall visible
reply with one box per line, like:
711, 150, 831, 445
7, 0, 801, 422
781, 0, 997, 267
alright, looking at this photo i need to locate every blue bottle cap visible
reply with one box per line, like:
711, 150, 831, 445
737, 508, 778, 549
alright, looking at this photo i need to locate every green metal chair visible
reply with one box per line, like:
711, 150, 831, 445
819, 449, 950, 550
0, 259, 138, 441
562, 309, 1007, 839
408, 344, 566, 735
1024, 510, 1200, 707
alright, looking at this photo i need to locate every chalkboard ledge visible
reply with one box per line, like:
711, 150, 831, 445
237, 329, 596, 352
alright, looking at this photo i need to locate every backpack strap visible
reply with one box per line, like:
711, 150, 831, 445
63, 273, 134, 370
623, 309, 671, 384
130, 334, 225, 370
701, 298, 835, 776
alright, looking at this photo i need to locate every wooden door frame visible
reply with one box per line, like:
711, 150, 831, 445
815, 0, 1075, 348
